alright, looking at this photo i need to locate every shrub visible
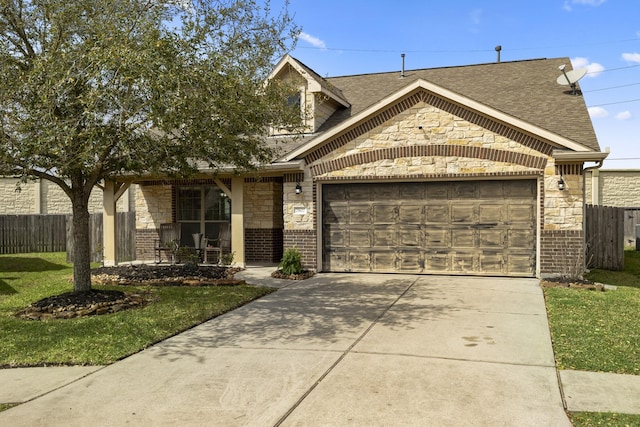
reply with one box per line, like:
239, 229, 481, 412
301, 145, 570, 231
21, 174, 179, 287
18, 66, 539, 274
279, 247, 302, 275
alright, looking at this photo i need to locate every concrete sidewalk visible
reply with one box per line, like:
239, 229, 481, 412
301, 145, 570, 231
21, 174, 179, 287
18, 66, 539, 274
0, 270, 637, 425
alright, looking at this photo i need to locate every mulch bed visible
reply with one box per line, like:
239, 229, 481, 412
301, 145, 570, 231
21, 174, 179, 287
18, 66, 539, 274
540, 277, 605, 291
271, 269, 315, 280
15, 264, 245, 321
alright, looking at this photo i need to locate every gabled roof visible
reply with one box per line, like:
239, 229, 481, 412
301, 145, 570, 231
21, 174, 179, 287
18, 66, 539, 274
276, 56, 601, 162
269, 54, 350, 108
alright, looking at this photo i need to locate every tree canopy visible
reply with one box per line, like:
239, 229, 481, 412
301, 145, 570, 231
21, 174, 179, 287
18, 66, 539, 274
0, 0, 301, 291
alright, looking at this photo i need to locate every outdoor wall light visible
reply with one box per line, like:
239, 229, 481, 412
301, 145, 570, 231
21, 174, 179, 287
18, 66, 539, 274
558, 176, 565, 191
295, 182, 302, 194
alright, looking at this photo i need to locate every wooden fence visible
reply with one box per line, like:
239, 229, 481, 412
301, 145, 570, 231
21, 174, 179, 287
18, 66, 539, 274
0, 213, 135, 263
0, 214, 68, 254
585, 204, 624, 271
66, 212, 136, 263
623, 209, 640, 247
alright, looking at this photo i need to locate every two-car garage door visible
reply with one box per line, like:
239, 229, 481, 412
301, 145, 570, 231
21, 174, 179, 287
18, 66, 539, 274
322, 180, 537, 276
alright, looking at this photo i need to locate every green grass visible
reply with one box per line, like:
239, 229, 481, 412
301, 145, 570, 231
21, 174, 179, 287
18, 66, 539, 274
545, 250, 640, 425
544, 250, 640, 374
570, 412, 640, 426
0, 253, 274, 367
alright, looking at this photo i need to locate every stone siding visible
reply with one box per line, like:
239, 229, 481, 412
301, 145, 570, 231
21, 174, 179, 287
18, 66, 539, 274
0, 178, 35, 213
282, 96, 585, 276
585, 170, 640, 207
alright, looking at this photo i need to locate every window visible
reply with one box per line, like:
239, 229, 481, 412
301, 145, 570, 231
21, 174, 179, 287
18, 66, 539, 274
176, 186, 230, 246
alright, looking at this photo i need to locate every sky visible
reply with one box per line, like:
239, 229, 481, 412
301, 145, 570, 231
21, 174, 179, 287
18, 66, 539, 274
283, 0, 640, 169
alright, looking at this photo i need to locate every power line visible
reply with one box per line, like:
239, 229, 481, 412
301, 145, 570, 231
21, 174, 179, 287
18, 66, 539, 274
585, 82, 640, 92
295, 37, 640, 54
588, 98, 640, 107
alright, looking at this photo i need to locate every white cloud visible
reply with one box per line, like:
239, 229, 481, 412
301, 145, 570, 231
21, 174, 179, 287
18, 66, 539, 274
564, 0, 606, 11
616, 111, 632, 120
299, 32, 326, 50
571, 57, 604, 77
588, 107, 609, 118
469, 8, 482, 25
622, 52, 640, 63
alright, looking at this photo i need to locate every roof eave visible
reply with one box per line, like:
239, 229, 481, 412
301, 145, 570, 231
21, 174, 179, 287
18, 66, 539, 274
282, 78, 595, 162
552, 150, 609, 162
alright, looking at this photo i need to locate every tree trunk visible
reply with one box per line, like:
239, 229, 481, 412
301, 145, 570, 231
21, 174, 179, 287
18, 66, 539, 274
71, 190, 92, 293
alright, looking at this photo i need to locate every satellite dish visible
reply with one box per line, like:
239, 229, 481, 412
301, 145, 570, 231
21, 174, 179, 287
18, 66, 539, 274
556, 65, 587, 95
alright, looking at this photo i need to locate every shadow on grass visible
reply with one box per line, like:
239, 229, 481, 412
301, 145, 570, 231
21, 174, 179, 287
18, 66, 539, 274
0, 279, 17, 295
0, 257, 69, 273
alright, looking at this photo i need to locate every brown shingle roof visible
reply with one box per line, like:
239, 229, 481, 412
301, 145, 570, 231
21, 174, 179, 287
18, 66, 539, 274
311, 57, 599, 152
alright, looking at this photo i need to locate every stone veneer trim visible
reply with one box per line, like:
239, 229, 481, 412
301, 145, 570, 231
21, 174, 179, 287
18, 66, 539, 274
304, 90, 555, 164
310, 145, 547, 177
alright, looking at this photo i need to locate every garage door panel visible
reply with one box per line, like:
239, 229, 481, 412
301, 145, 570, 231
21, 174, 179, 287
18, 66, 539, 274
451, 204, 475, 223
479, 229, 505, 247
397, 251, 423, 273
425, 205, 449, 222
399, 205, 423, 224
372, 252, 396, 271
451, 229, 475, 248
478, 181, 505, 198
425, 229, 449, 247
425, 253, 449, 272
323, 180, 536, 276
505, 180, 536, 198
506, 254, 535, 274
349, 229, 372, 248
450, 253, 475, 273
508, 205, 535, 223
349, 205, 371, 224
507, 230, 535, 248
425, 185, 449, 199
324, 227, 346, 247
349, 252, 371, 271
324, 204, 349, 223
372, 185, 399, 201
373, 228, 396, 246
325, 250, 348, 271
479, 252, 504, 273
452, 182, 477, 198
373, 204, 397, 224
479, 205, 505, 222
400, 183, 426, 199
399, 226, 421, 246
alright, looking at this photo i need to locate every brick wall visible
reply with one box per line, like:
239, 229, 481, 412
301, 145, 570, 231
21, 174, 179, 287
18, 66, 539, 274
245, 228, 283, 263
283, 229, 317, 270
136, 228, 159, 261
539, 229, 584, 277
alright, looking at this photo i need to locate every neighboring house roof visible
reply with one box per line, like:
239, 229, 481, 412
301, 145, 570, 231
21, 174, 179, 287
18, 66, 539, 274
273, 56, 601, 163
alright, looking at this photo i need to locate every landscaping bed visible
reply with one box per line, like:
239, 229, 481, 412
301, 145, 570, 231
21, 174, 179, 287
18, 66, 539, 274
15, 264, 245, 321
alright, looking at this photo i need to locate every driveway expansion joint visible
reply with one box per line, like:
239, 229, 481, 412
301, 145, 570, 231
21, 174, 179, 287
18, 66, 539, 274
272, 277, 421, 427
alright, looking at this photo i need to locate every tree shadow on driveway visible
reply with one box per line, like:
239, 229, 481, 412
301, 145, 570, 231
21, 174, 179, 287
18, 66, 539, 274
147, 274, 461, 363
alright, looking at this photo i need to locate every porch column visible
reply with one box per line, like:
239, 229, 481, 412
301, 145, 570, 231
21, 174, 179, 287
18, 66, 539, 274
231, 176, 245, 267
103, 180, 117, 266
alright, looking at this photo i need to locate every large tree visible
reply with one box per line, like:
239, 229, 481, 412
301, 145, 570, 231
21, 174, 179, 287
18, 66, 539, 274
0, 0, 301, 292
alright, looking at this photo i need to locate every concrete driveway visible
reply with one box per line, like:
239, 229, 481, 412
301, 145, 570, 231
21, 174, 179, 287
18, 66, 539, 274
0, 273, 570, 426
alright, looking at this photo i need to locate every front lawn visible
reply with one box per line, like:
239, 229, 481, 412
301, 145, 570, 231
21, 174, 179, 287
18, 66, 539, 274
0, 253, 274, 367
545, 250, 640, 374
545, 250, 640, 425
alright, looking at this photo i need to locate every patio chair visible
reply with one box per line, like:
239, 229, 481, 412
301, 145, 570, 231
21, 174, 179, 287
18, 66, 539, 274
154, 223, 181, 263
203, 223, 231, 264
